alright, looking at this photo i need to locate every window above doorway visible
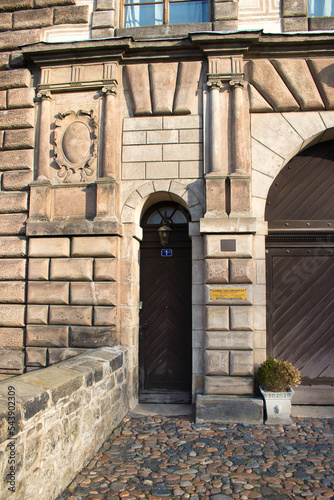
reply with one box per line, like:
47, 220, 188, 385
123, 0, 209, 28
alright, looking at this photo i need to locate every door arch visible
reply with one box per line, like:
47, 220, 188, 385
139, 201, 192, 403
266, 140, 334, 405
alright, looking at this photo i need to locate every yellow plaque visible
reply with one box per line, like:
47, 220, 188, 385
210, 288, 247, 301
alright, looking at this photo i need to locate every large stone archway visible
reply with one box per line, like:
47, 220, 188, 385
265, 139, 334, 405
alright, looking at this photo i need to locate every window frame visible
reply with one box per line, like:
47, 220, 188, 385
121, 0, 210, 29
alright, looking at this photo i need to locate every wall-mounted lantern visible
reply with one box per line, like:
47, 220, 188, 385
158, 221, 171, 247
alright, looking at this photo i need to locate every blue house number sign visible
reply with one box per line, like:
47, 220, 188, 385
161, 249, 173, 257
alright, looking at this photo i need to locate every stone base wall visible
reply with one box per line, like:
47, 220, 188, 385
0, 347, 128, 500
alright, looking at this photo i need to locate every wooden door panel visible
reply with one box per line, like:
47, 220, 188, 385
267, 247, 334, 404
140, 233, 192, 402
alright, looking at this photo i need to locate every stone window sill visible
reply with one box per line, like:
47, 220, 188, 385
308, 16, 334, 30
115, 22, 213, 39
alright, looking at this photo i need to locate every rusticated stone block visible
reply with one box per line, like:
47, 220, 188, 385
230, 350, 253, 376
0, 68, 31, 90
50, 258, 93, 281
28, 258, 49, 280
0, 214, 26, 235
0, 304, 25, 326
230, 306, 253, 331
35, 0, 76, 7
7, 88, 34, 109
54, 5, 89, 24
0, 236, 26, 256
70, 282, 117, 306
0, 258, 25, 280
47, 347, 88, 365
26, 347, 47, 367
93, 306, 116, 326
13, 7, 53, 29
205, 259, 229, 284
205, 331, 253, 350
0, 327, 24, 349
230, 259, 254, 284
0, 149, 33, 170
91, 27, 114, 39
205, 235, 252, 259
0, 29, 39, 51
205, 305, 229, 331
123, 144, 162, 163
49, 305, 92, 326
27, 304, 48, 324
0, 91, 6, 110
29, 237, 70, 257
0, 349, 24, 370
0, 0, 33, 10
96, 0, 115, 9
0, 13, 12, 31
4, 128, 34, 149
2, 170, 33, 191
92, 10, 115, 28
0, 108, 34, 130
0, 53, 9, 69
94, 258, 117, 281
214, 1, 238, 20
205, 375, 253, 395
71, 236, 117, 257
70, 326, 117, 348
27, 282, 69, 304
26, 325, 68, 347
0, 191, 28, 213
282, 0, 307, 17
0, 281, 25, 303
204, 350, 229, 376
10, 50, 25, 69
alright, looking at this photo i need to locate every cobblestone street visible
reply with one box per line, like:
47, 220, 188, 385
57, 409, 334, 500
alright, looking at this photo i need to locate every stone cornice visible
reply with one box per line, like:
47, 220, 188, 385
22, 30, 334, 67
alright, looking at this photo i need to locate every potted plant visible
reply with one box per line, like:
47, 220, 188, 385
258, 356, 301, 424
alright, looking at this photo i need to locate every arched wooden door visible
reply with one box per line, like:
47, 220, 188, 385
266, 140, 334, 405
139, 202, 192, 403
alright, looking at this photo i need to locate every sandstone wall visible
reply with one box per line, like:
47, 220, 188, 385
0, 347, 128, 500
0, 0, 90, 379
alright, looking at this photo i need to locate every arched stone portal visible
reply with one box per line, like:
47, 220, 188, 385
265, 140, 334, 405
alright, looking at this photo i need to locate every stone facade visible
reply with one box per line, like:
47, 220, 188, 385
0, 0, 333, 422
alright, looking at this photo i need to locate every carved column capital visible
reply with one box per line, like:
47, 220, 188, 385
229, 79, 244, 89
36, 89, 52, 101
102, 80, 118, 96
207, 79, 223, 90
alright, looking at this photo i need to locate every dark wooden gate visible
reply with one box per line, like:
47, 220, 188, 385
266, 140, 334, 404
139, 203, 192, 403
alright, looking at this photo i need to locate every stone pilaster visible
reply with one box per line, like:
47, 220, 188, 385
101, 82, 117, 179
36, 90, 52, 181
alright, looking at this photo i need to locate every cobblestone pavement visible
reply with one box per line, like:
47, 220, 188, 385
57, 412, 334, 500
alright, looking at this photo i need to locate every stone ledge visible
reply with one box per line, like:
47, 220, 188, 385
200, 217, 257, 234
196, 394, 263, 424
0, 347, 128, 500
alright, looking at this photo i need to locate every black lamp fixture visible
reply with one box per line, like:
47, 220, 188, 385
157, 215, 172, 247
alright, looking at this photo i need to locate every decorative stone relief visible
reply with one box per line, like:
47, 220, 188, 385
53, 110, 98, 183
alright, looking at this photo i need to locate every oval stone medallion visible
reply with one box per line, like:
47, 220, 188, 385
62, 121, 90, 164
